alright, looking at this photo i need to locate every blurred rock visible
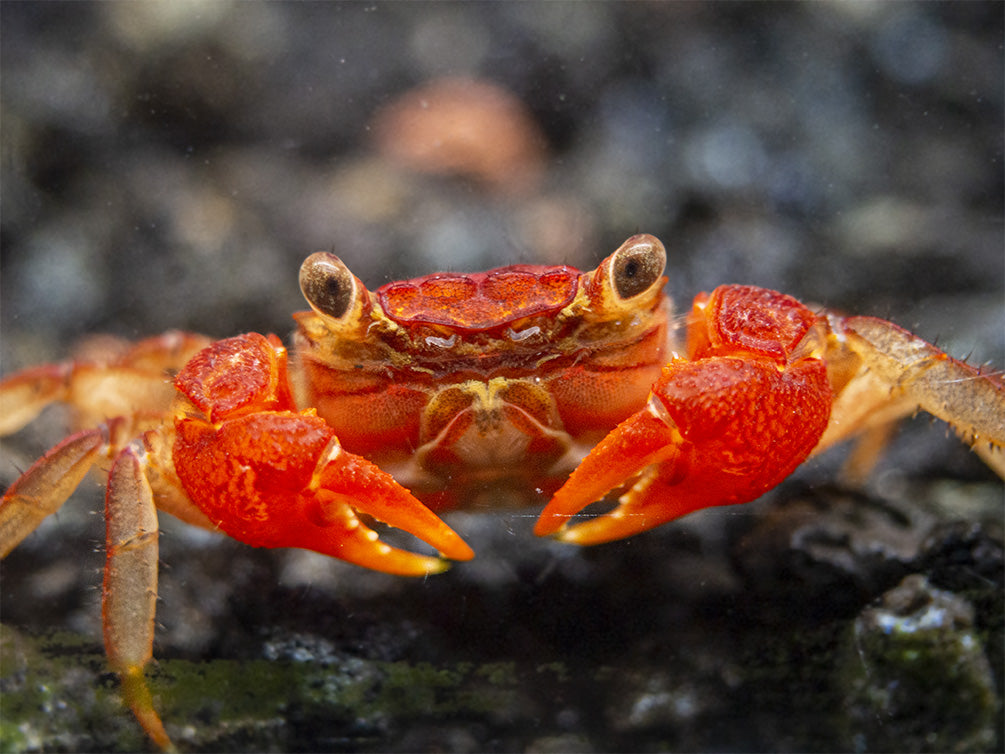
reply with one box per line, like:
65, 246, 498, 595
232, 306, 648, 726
372, 77, 547, 195
839, 574, 997, 753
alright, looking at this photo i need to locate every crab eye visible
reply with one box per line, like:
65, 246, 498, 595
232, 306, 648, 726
610, 235, 666, 300
300, 252, 357, 320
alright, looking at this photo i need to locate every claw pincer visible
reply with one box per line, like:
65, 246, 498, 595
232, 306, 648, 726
536, 285, 832, 544
171, 333, 473, 574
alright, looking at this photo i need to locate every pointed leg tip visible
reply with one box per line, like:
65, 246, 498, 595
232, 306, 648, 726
120, 668, 174, 751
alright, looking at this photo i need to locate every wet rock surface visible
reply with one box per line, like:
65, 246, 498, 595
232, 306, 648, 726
2, 485, 1001, 752
840, 574, 998, 753
1, 3, 1003, 752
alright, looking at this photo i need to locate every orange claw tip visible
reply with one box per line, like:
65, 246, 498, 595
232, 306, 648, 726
538, 502, 675, 547
351, 526, 474, 575
436, 533, 475, 563
532, 512, 569, 539
533, 504, 661, 546
298, 495, 474, 576
533, 405, 682, 541
321, 528, 465, 577
403, 516, 475, 564
312, 438, 475, 566
352, 549, 453, 578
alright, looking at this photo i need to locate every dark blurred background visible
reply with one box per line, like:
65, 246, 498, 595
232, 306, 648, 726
2, 2, 1002, 367
1, 3, 1002, 752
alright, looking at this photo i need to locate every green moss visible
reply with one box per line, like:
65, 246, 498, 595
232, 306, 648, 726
476, 661, 517, 686
0, 625, 149, 751
153, 657, 304, 724
0, 625, 540, 750
840, 577, 998, 753
535, 661, 570, 683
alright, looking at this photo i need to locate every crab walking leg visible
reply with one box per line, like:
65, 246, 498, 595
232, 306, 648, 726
0, 424, 121, 557
102, 443, 171, 751
0, 363, 73, 435
0, 332, 212, 437
0, 332, 215, 555
818, 315, 1005, 477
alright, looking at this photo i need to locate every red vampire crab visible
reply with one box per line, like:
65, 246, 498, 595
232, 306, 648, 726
1, 233, 1003, 748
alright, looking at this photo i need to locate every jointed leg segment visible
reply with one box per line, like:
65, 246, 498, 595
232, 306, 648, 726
103, 443, 169, 750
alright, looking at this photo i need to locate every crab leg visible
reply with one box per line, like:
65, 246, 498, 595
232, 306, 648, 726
817, 315, 1005, 478
536, 285, 833, 545
0, 332, 216, 556
0, 421, 131, 557
0, 332, 212, 437
102, 442, 171, 751
0, 363, 74, 436
1, 428, 173, 748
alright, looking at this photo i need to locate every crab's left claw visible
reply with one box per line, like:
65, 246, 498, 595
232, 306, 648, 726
534, 399, 690, 544
536, 285, 834, 545
305, 436, 477, 573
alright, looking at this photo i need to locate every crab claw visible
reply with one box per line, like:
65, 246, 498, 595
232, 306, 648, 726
536, 351, 833, 545
305, 436, 475, 574
534, 400, 689, 545
169, 332, 473, 576
536, 284, 837, 545
172, 412, 474, 577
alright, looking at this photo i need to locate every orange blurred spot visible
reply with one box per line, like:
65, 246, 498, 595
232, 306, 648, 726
373, 77, 547, 194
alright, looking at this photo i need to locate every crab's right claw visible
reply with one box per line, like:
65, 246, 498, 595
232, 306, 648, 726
173, 413, 476, 577
170, 332, 474, 577
306, 437, 475, 574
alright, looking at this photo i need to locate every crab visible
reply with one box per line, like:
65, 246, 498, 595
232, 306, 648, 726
1, 233, 1003, 748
